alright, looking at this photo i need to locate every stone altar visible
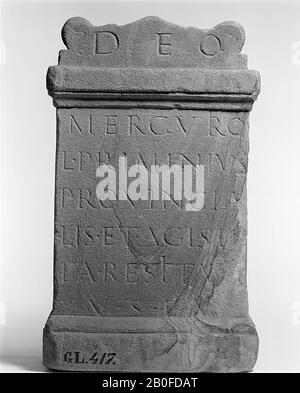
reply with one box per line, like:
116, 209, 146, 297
43, 16, 260, 372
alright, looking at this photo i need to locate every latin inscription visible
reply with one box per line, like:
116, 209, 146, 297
67, 112, 244, 137
93, 30, 223, 58
63, 259, 195, 285
55, 225, 209, 248
156, 33, 172, 55
54, 108, 248, 316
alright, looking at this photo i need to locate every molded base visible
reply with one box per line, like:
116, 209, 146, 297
43, 315, 258, 372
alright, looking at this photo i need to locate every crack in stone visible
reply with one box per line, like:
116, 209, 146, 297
170, 135, 244, 316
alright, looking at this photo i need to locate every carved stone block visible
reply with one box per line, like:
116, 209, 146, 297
43, 16, 260, 372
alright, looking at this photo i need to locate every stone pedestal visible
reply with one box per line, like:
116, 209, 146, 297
43, 16, 260, 372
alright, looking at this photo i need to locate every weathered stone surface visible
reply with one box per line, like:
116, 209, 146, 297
43, 16, 260, 372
